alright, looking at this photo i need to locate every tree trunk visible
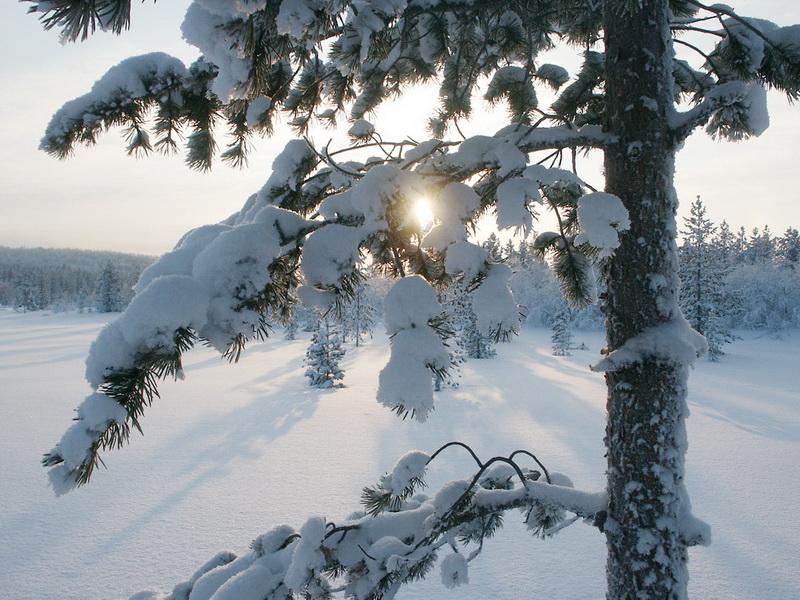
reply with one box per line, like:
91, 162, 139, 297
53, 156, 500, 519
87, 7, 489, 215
602, 1, 693, 598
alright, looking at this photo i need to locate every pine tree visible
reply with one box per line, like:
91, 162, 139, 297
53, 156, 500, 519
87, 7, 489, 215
714, 220, 737, 266
94, 261, 124, 313
283, 318, 299, 341
679, 197, 734, 360
304, 319, 345, 389
744, 226, 776, 264
339, 271, 378, 348
14, 269, 42, 312
445, 279, 496, 360
29, 1, 800, 598
551, 305, 573, 356
777, 227, 800, 269
481, 233, 503, 262
734, 226, 749, 263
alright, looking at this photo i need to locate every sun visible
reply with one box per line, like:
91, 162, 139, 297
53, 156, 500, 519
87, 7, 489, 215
414, 196, 435, 230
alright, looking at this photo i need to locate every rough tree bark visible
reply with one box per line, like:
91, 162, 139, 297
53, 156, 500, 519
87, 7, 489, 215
602, 1, 694, 598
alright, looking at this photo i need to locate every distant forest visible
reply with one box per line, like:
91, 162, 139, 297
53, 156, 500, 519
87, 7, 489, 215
2, 209, 798, 339
0, 246, 155, 313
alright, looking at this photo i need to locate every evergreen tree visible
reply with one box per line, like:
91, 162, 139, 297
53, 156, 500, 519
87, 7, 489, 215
445, 279, 496, 360
14, 269, 43, 312
29, 1, 800, 598
283, 318, 299, 341
679, 197, 734, 359
517, 238, 534, 269
339, 271, 379, 347
551, 305, 573, 356
777, 227, 800, 269
502, 239, 516, 263
734, 226, 749, 263
481, 233, 503, 262
94, 261, 124, 313
714, 220, 737, 266
744, 226, 776, 264
304, 319, 345, 389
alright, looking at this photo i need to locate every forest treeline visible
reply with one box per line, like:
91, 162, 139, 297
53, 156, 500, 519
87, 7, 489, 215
3, 208, 798, 341
506, 202, 800, 347
0, 246, 155, 312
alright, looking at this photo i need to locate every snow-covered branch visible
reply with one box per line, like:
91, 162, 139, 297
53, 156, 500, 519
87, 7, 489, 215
669, 81, 750, 142
130, 443, 607, 600
42, 124, 629, 492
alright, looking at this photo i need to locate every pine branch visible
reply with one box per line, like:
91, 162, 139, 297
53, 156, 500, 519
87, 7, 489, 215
27, 0, 136, 42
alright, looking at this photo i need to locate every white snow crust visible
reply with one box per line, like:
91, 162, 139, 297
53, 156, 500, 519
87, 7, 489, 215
3, 311, 799, 600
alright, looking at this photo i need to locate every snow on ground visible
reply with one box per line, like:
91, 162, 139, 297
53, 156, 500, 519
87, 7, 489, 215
0, 309, 798, 600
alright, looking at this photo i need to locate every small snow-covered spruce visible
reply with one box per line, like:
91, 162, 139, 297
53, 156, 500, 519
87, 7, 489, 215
551, 305, 574, 357
443, 278, 496, 360
304, 319, 345, 388
283, 318, 299, 341
145, 442, 605, 600
31, 1, 800, 598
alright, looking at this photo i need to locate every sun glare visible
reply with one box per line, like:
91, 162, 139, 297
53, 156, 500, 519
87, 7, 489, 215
414, 197, 435, 230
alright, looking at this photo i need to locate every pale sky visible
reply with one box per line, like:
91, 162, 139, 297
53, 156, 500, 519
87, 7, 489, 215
1, 1, 798, 256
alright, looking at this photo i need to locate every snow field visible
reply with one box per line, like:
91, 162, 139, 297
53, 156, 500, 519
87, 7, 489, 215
0, 309, 798, 599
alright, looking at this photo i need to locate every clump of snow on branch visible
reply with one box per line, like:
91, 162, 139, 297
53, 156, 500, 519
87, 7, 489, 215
440, 552, 469, 588
444, 242, 488, 281
377, 276, 450, 422
472, 264, 521, 338
181, 3, 254, 99
384, 450, 430, 493
259, 140, 318, 197
523, 164, 584, 187
434, 134, 525, 177
276, 0, 319, 40
575, 192, 631, 255
284, 517, 328, 595
739, 82, 770, 136
134, 225, 232, 292
245, 96, 272, 127
495, 176, 541, 233
193, 224, 281, 350
720, 16, 779, 75
301, 225, 364, 289
421, 182, 481, 250
348, 118, 375, 140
